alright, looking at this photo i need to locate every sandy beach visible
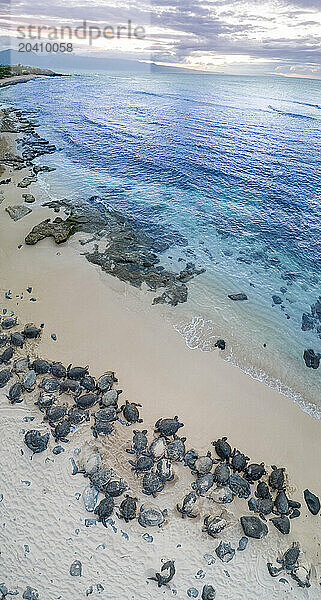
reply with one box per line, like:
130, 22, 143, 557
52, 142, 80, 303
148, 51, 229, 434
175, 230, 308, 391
0, 103, 320, 599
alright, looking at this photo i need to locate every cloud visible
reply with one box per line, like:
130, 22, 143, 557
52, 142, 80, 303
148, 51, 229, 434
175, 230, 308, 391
3, 0, 321, 76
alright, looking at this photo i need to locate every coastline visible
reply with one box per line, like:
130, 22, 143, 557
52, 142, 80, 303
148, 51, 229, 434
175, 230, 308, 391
0, 101, 320, 597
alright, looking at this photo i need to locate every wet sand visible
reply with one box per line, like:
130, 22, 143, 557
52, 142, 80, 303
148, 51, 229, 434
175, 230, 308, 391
0, 114, 320, 598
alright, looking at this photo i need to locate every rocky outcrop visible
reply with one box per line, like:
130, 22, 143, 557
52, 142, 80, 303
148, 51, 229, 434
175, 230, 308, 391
25, 217, 80, 245
5, 204, 32, 221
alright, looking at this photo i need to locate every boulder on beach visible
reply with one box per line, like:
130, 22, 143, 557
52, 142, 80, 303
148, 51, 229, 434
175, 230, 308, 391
304, 489, 320, 515
17, 175, 37, 188
228, 293, 248, 301
25, 217, 80, 245
5, 204, 32, 221
270, 515, 290, 535
240, 516, 268, 539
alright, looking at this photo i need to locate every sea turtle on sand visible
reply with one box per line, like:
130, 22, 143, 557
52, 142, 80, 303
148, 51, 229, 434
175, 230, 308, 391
100, 389, 120, 407
94, 406, 118, 422
10, 331, 24, 348
105, 478, 127, 497
167, 436, 186, 462
184, 449, 199, 469
32, 358, 51, 375
24, 429, 49, 454
67, 364, 89, 380
118, 495, 138, 522
7, 381, 23, 403
44, 404, 67, 424
94, 494, 114, 526
1, 317, 17, 330
255, 481, 271, 499
92, 420, 114, 437
96, 371, 117, 392
129, 455, 154, 476
149, 560, 175, 588
177, 491, 198, 518
121, 400, 143, 424
156, 458, 174, 483
203, 514, 227, 537
193, 451, 213, 475
245, 462, 266, 483
149, 436, 167, 460
277, 542, 300, 571
23, 324, 41, 338
231, 449, 249, 473
52, 419, 71, 443
13, 357, 29, 374
68, 407, 89, 425
34, 392, 54, 411
0, 346, 14, 364
126, 429, 148, 456
51, 362, 67, 379
21, 370, 36, 392
39, 377, 60, 393
142, 472, 164, 497
211, 437, 231, 462
192, 473, 215, 496
138, 505, 167, 528
80, 375, 96, 391
0, 368, 12, 388
269, 466, 285, 490
59, 378, 81, 395
214, 463, 230, 486
75, 392, 98, 409
89, 468, 114, 492
154, 416, 184, 437
228, 473, 251, 499
248, 496, 273, 520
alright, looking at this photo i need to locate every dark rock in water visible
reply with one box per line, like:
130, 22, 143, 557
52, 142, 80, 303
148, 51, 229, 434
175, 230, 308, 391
270, 515, 290, 534
0, 368, 12, 388
25, 217, 80, 245
237, 537, 248, 551
70, 560, 82, 576
11, 331, 24, 347
272, 295, 282, 305
288, 499, 301, 509
215, 339, 226, 350
240, 516, 268, 539
202, 584, 216, 600
228, 293, 248, 301
53, 445, 65, 455
303, 489, 320, 515
22, 587, 39, 600
303, 349, 320, 369
301, 313, 314, 331
51, 333, 57, 341
289, 509, 300, 519
215, 541, 235, 563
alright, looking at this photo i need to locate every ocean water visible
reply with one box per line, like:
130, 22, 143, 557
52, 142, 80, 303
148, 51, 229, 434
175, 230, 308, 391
2, 71, 321, 415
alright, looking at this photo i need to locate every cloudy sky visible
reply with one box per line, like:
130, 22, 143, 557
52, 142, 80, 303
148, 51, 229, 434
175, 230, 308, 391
1, 0, 321, 77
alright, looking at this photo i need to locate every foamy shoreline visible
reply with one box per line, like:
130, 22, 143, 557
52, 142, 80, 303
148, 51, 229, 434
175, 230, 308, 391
0, 101, 320, 598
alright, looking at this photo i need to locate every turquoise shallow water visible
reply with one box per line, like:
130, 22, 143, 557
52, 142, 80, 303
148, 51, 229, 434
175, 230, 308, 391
2, 71, 321, 415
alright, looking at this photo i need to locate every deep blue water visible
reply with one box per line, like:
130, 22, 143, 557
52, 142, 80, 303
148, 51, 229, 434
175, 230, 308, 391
2, 72, 321, 414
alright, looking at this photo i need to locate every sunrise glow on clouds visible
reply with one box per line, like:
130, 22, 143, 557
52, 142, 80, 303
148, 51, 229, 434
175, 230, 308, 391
0, 0, 320, 77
